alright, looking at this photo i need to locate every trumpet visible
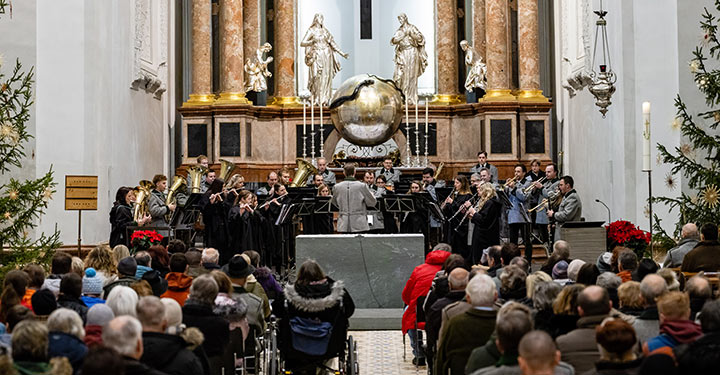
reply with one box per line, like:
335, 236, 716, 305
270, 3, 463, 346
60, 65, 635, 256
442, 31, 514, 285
528, 198, 549, 213
503, 175, 519, 189
522, 176, 546, 194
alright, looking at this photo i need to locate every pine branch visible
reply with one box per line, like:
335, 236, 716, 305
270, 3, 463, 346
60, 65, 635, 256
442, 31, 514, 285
0, 59, 34, 173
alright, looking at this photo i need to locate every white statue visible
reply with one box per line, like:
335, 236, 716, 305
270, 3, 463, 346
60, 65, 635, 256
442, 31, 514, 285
460, 40, 487, 92
301, 14, 348, 105
244, 42, 273, 92
391, 13, 427, 105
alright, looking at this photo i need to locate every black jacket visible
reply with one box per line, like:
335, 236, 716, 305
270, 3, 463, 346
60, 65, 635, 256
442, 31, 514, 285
110, 202, 134, 248
122, 356, 169, 375
140, 331, 204, 375
470, 196, 501, 260
676, 331, 720, 373
426, 290, 465, 350
57, 295, 88, 324
182, 299, 230, 358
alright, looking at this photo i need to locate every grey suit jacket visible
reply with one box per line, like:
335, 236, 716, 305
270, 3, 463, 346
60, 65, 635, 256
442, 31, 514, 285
376, 168, 401, 184
148, 190, 169, 227
470, 163, 498, 182
554, 189, 582, 240
331, 179, 377, 233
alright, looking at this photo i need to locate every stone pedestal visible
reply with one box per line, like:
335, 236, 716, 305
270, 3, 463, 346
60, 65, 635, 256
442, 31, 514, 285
484, 0, 515, 102
432, 0, 463, 105
517, 0, 547, 102
271, 0, 300, 107
217, 0, 250, 105
185, 0, 214, 106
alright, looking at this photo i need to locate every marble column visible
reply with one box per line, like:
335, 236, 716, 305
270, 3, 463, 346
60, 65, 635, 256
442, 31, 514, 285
432, 0, 462, 105
472, 0, 486, 61
517, 0, 547, 102
186, 0, 214, 106
217, 0, 250, 104
484, 0, 514, 101
272, 0, 300, 106
243, 0, 259, 72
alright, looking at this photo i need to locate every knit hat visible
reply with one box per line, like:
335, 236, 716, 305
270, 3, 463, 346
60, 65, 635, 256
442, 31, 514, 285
552, 260, 569, 280
86, 303, 115, 326
31, 289, 57, 316
83, 268, 104, 296
567, 259, 586, 281
142, 269, 168, 297
117, 256, 137, 277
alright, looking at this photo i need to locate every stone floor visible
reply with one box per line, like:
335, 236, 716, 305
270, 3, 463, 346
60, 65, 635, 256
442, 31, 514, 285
350, 330, 427, 375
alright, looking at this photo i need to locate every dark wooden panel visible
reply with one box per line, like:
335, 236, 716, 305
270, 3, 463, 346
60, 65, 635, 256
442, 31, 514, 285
525, 120, 545, 154
187, 123, 208, 157
360, 0, 372, 39
490, 119, 512, 154
219, 122, 241, 156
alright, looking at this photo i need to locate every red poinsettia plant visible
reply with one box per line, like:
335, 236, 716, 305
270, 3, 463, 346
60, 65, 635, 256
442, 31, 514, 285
605, 220, 651, 258
130, 230, 163, 253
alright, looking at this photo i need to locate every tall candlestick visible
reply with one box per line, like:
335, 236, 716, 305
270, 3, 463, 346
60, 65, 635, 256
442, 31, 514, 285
642, 101, 651, 171
311, 97, 316, 162
414, 103, 420, 166
424, 99, 429, 166
425, 100, 429, 134
405, 98, 411, 166
302, 99, 307, 160
320, 103, 324, 159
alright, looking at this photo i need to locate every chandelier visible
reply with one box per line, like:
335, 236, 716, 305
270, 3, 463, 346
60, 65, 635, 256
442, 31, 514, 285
588, 0, 616, 118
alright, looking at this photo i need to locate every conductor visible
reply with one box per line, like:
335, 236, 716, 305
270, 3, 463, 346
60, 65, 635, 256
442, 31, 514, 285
331, 163, 377, 233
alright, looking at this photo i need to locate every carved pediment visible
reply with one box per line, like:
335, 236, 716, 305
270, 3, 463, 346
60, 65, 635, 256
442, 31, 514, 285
131, 0, 168, 99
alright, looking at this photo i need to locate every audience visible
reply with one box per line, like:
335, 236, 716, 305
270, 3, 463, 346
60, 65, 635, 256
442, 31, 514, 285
42, 251, 73, 296
591, 318, 643, 374
551, 261, 569, 283
70, 257, 85, 278
22, 264, 45, 309
85, 244, 118, 286
47, 308, 88, 373
656, 268, 680, 291
681, 222, 720, 272
685, 275, 712, 320
632, 274, 668, 344
531, 281, 562, 335
161, 253, 193, 306
576, 263, 600, 286
567, 259, 586, 283
676, 299, 720, 372
137, 296, 203, 375
465, 302, 530, 373
106, 286, 139, 318
401, 245, 451, 366
435, 274, 497, 375
182, 274, 230, 369
84, 304, 114, 348
662, 223, 700, 268
104, 257, 139, 297
643, 291, 702, 357
245, 250, 283, 301
81, 268, 105, 308
111, 245, 131, 266
499, 265, 529, 304
616, 250, 638, 283
11, 319, 71, 374
184, 249, 204, 278
540, 241, 571, 275
597, 272, 622, 312
485, 246, 503, 277
31, 288, 58, 319
634, 258, 660, 283
57, 273, 89, 324
167, 239, 187, 255
237, 253, 271, 318
517, 331, 563, 375
134, 251, 154, 279
2, 270, 31, 319
556, 285, 612, 373
102, 315, 166, 375
201, 248, 221, 272
426, 267, 468, 364
218, 257, 265, 332
617, 280, 644, 316
549, 284, 583, 338
81, 346, 125, 375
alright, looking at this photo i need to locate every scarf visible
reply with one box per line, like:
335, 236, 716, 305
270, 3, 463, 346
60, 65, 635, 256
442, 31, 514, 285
660, 319, 703, 344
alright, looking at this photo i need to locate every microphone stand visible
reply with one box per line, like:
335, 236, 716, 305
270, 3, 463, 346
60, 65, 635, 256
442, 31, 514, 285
595, 198, 611, 224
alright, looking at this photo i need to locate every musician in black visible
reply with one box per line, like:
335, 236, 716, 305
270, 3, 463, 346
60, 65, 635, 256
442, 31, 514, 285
442, 176, 473, 260
422, 168, 444, 248
109, 186, 150, 247
466, 182, 502, 265
311, 183, 334, 234
262, 183, 289, 269
375, 175, 398, 234
199, 179, 231, 264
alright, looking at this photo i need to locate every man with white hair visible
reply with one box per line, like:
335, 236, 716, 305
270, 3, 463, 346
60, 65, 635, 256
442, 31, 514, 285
47, 308, 88, 372
106, 285, 139, 318
663, 223, 700, 268
435, 274, 498, 375
202, 248, 221, 271
103, 315, 168, 375
426, 268, 469, 368
307, 157, 336, 185
632, 274, 669, 344
137, 296, 202, 375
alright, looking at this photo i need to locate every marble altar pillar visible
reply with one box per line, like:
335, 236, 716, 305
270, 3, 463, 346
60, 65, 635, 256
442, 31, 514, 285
473, 0, 486, 61
432, 0, 462, 105
185, 0, 214, 106
217, 0, 250, 104
243, 0, 260, 74
517, 0, 547, 102
484, 0, 515, 101
271, 0, 300, 106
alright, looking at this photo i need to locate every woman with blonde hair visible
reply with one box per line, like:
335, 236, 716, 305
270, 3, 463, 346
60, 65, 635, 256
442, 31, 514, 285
86, 245, 118, 286
550, 283, 584, 338
111, 244, 130, 265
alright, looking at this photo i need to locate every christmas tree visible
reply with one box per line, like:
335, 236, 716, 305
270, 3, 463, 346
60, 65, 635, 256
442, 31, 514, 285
653, 2, 720, 247
0, 4, 62, 279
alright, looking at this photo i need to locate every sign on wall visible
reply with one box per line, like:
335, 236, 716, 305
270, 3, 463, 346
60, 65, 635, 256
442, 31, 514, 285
65, 175, 98, 211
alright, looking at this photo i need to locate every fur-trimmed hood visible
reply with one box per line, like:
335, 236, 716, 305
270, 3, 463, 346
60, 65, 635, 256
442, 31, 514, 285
284, 279, 345, 313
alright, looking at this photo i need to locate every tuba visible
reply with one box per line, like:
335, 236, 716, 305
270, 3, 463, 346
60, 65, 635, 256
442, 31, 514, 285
187, 165, 208, 194
290, 158, 318, 187
165, 175, 187, 222
433, 162, 445, 180
218, 159, 236, 186
133, 180, 154, 223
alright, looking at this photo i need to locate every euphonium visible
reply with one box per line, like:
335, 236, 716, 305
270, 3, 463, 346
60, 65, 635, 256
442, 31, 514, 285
133, 180, 154, 223
187, 165, 208, 193
165, 175, 186, 221
218, 159, 235, 185
290, 158, 318, 187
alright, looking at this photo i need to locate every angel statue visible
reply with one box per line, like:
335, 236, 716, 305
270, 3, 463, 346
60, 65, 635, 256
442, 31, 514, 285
391, 13, 428, 105
460, 40, 487, 93
301, 13, 349, 105
244, 42, 274, 93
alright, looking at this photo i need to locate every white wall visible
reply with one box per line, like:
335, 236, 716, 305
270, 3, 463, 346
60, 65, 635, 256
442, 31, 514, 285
32, 0, 167, 245
554, 0, 684, 232
296, 0, 436, 97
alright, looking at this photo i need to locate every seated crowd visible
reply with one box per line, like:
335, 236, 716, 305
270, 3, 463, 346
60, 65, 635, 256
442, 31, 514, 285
0, 239, 350, 375
403, 222, 720, 375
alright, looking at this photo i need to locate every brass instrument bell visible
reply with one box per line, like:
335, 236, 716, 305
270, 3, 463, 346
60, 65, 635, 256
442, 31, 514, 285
290, 158, 318, 187
218, 159, 236, 185
165, 175, 187, 222
187, 165, 208, 194
133, 180, 154, 223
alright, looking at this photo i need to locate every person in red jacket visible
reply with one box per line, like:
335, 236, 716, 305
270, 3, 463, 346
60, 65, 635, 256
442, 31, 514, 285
402, 245, 452, 366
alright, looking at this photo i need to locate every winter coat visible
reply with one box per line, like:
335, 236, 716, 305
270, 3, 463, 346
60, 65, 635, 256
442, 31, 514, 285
662, 238, 700, 268
103, 276, 137, 298
121, 356, 169, 375
676, 331, 720, 373
161, 272, 193, 306
135, 265, 153, 279
47, 331, 88, 374
12, 358, 73, 375
109, 202, 134, 248
182, 299, 230, 358
642, 319, 702, 357
273, 278, 354, 366
556, 314, 608, 374
631, 306, 659, 344
56, 296, 88, 324
83, 325, 103, 348
254, 267, 283, 301
426, 289, 465, 352
79, 296, 104, 310
680, 240, 720, 272
230, 285, 265, 332
582, 358, 643, 375
141, 331, 204, 375
435, 308, 497, 375
401, 249, 452, 334
244, 276, 271, 318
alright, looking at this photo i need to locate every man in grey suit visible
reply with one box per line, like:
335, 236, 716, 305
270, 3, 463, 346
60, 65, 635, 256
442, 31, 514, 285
662, 223, 700, 268
376, 158, 401, 184
331, 163, 377, 233
470, 151, 498, 183
548, 175, 582, 242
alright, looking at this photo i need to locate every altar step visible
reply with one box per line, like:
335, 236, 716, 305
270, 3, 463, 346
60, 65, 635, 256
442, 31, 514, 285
349, 308, 403, 331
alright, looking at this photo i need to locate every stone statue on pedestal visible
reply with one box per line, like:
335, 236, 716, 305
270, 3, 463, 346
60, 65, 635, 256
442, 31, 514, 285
391, 13, 427, 105
244, 42, 274, 93
460, 40, 487, 93
301, 13, 348, 106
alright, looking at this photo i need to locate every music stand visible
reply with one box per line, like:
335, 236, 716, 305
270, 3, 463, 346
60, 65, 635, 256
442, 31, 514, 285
297, 198, 316, 216
314, 196, 337, 213
382, 194, 415, 213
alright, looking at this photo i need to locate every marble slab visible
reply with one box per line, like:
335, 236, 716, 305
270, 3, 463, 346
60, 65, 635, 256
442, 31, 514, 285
296, 234, 425, 308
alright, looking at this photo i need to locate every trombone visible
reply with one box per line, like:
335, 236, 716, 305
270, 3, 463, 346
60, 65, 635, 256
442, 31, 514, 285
522, 176, 546, 194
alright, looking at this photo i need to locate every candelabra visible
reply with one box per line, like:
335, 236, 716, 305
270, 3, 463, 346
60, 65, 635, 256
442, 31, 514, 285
404, 99, 411, 166
310, 96, 316, 164
319, 102, 324, 160
414, 104, 420, 166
